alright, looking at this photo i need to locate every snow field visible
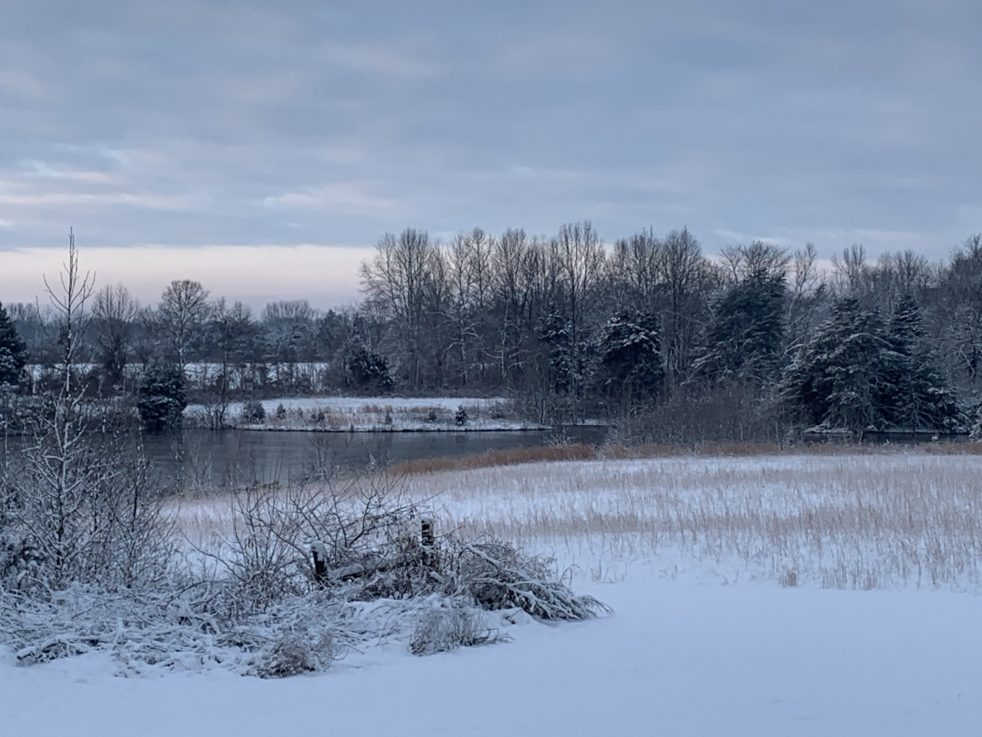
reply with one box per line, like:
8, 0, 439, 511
4, 580, 981, 736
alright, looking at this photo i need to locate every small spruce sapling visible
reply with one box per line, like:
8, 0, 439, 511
241, 400, 266, 424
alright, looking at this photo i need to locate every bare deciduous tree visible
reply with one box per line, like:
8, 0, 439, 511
360, 229, 439, 389
92, 283, 140, 391
159, 279, 210, 370
3, 233, 170, 590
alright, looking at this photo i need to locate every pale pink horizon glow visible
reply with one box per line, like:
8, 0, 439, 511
0, 244, 370, 310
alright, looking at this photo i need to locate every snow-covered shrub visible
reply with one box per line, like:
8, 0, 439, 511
454, 540, 611, 621
454, 405, 469, 426
241, 400, 265, 423
1, 420, 174, 594
1, 461, 609, 676
201, 474, 435, 608
251, 627, 339, 678
218, 474, 611, 621
0, 525, 40, 592
488, 401, 507, 420
971, 403, 982, 440
0, 583, 354, 676
201, 491, 310, 619
409, 598, 503, 655
0, 586, 191, 667
137, 362, 187, 432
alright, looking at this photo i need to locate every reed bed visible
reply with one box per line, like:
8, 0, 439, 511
402, 452, 982, 591
171, 450, 982, 593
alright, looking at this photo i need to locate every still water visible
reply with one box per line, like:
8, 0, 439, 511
141, 427, 605, 492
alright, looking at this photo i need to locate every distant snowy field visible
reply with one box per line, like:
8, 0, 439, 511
5, 451, 982, 736
184, 395, 545, 431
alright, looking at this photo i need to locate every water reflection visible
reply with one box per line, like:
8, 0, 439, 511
142, 427, 605, 493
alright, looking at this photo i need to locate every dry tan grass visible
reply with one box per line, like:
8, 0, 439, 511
400, 452, 982, 591
169, 449, 982, 592
392, 444, 599, 476
392, 440, 982, 476
357, 404, 392, 414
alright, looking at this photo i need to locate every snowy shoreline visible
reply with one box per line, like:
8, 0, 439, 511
235, 424, 553, 433
184, 395, 554, 432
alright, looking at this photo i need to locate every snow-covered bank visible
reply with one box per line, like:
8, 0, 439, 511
184, 396, 549, 432
3, 579, 981, 737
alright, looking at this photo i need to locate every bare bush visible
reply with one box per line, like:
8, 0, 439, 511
1, 240, 174, 594
1, 428, 174, 593
179, 471, 610, 638
250, 626, 340, 678
409, 598, 504, 655
196, 473, 432, 609
3, 448, 607, 675
453, 540, 611, 620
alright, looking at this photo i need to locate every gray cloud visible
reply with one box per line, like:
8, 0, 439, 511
1, 0, 980, 295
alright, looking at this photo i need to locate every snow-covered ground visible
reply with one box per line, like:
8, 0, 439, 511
5, 451, 982, 736
184, 395, 545, 431
26, 362, 331, 391
4, 579, 980, 736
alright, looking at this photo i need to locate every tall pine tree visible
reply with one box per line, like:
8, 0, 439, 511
693, 269, 786, 385
595, 309, 664, 408
885, 294, 963, 432
782, 297, 895, 435
538, 305, 575, 396
0, 301, 27, 388
137, 362, 187, 432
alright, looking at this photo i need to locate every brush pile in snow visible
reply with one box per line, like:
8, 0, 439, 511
0, 474, 608, 677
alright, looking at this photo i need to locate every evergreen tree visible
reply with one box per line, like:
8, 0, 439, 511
595, 309, 664, 407
782, 298, 895, 434
137, 363, 187, 432
971, 403, 982, 440
693, 269, 786, 385
346, 348, 394, 393
0, 301, 27, 387
885, 295, 964, 432
538, 306, 575, 395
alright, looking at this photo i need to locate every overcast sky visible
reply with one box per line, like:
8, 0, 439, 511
1, 0, 980, 307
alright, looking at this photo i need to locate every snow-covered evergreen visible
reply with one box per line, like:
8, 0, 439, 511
0, 302, 27, 388
693, 268, 786, 385
595, 309, 664, 406
885, 295, 964, 432
782, 296, 966, 435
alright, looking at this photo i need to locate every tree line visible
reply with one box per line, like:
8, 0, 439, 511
1, 224, 981, 439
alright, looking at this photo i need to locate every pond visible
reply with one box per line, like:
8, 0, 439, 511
141, 427, 606, 492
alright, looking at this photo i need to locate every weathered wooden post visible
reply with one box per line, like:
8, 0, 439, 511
311, 542, 327, 584
420, 518, 436, 569
420, 518, 435, 548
